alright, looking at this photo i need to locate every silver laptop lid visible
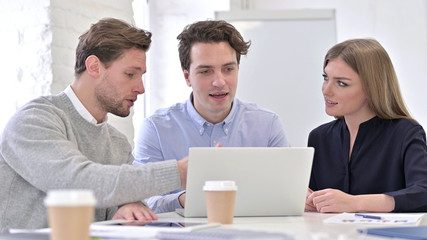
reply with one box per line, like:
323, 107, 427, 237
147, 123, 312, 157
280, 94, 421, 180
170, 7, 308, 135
180, 147, 314, 217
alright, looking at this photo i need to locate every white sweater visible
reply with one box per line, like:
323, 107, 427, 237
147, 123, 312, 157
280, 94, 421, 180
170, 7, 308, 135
0, 93, 181, 231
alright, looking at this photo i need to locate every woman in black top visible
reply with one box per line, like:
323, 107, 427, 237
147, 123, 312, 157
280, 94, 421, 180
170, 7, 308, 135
305, 39, 427, 213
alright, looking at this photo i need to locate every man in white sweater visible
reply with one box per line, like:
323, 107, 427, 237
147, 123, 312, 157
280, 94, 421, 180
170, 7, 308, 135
0, 18, 187, 232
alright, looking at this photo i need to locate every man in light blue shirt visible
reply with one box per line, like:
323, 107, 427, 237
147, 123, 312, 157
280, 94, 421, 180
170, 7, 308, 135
133, 20, 290, 213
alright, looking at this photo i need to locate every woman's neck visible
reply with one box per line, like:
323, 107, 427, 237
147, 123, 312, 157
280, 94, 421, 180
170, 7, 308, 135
344, 111, 376, 161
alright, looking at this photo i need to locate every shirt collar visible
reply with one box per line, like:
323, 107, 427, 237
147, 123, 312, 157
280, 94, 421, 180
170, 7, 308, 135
64, 85, 107, 125
186, 92, 237, 135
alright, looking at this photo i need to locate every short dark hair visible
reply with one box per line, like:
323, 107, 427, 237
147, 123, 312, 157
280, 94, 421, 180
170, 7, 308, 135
74, 18, 152, 77
177, 20, 251, 71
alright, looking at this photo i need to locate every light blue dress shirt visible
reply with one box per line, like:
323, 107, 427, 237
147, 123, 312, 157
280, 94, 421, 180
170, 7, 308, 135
133, 94, 290, 213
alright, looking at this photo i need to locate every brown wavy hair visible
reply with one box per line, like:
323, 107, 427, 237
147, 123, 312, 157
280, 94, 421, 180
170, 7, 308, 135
74, 18, 152, 77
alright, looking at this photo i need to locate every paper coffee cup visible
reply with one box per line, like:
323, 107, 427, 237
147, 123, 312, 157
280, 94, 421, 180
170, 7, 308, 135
203, 181, 238, 224
44, 190, 96, 240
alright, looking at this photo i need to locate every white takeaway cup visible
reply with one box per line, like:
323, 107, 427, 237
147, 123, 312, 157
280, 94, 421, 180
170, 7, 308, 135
44, 190, 96, 240
203, 181, 238, 224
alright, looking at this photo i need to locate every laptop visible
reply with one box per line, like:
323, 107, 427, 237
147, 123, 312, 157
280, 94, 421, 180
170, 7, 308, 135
176, 147, 314, 217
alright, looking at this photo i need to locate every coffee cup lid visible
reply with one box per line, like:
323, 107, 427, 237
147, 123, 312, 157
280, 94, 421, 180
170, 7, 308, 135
44, 189, 97, 207
203, 181, 238, 191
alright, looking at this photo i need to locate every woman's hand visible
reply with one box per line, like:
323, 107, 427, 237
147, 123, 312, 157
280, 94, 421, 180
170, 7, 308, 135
306, 188, 356, 213
305, 188, 317, 212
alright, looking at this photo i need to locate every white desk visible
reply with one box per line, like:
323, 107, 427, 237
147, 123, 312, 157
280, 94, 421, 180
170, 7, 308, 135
154, 211, 427, 240
2, 212, 423, 239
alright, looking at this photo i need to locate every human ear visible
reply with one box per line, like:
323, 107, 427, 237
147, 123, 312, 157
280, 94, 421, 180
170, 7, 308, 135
85, 55, 102, 78
183, 68, 191, 87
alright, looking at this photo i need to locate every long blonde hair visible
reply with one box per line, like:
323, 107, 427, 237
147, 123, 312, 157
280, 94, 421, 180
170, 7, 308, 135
324, 38, 414, 121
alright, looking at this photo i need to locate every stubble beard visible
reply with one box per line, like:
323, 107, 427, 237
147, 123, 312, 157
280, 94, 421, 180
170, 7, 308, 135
95, 76, 131, 118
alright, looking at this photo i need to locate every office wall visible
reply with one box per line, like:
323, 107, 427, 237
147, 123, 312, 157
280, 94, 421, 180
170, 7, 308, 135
0, 0, 137, 144
0, 0, 52, 134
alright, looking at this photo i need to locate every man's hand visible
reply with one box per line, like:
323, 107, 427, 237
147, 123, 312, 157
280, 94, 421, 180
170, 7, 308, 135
177, 156, 188, 189
112, 202, 158, 221
176, 144, 218, 190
